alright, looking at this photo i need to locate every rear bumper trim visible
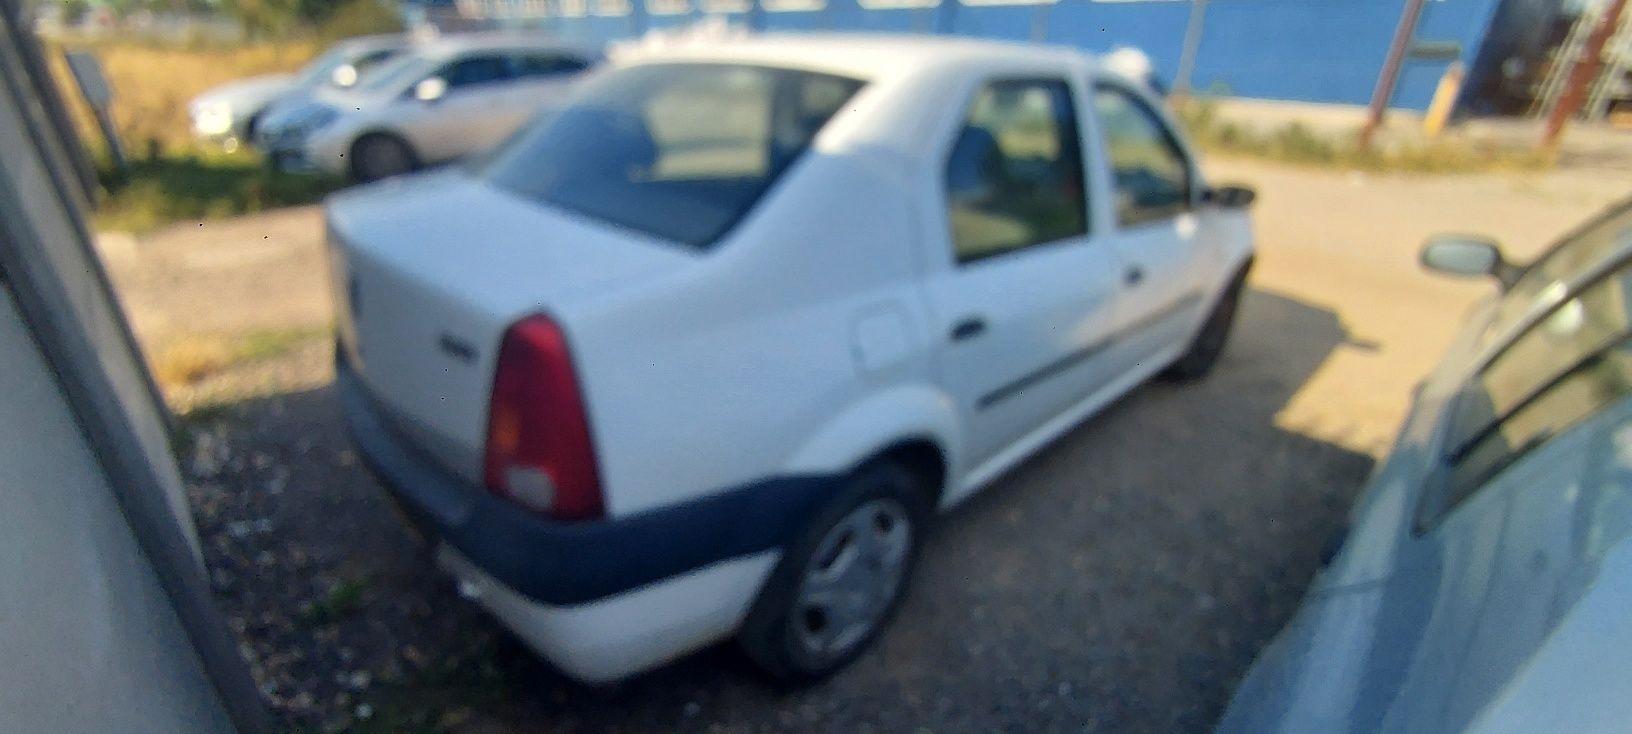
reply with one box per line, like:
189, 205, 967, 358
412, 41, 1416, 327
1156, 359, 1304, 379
336, 361, 837, 606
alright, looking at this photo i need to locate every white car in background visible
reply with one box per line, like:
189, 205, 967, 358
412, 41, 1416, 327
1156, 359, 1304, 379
188, 33, 409, 150
328, 35, 1256, 683
257, 34, 598, 181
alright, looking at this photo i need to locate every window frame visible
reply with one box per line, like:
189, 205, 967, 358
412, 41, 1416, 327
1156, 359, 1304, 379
939, 75, 1092, 267
478, 63, 867, 250
511, 52, 591, 78
1090, 80, 1198, 230
429, 52, 518, 93
1415, 242, 1632, 534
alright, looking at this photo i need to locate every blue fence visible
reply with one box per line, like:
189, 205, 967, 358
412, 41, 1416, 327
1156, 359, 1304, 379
451, 0, 1510, 110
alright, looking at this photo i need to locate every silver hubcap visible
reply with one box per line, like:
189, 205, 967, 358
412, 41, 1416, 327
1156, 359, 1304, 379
792, 498, 912, 661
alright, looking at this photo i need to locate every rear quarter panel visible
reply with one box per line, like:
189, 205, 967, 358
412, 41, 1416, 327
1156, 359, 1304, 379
565, 149, 941, 517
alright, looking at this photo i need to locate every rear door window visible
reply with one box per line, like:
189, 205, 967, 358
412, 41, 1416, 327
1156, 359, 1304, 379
943, 78, 1088, 263
439, 55, 514, 90
514, 53, 590, 78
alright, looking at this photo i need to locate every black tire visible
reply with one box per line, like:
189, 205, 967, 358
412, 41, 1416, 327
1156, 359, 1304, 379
350, 133, 418, 182
738, 459, 931, 684
1161, 268, 1247, 382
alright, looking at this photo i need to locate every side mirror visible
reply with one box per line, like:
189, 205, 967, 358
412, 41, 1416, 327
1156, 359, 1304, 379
331, 63, 359, 88
1421, 234, 1517, 287
1204, 185, 1256, 208
414, 77, 447, 103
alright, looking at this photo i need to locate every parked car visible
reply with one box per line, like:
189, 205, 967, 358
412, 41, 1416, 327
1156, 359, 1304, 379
188, 33, 409, 150
257, 34, 599, 181
1218, 197, 1632, 734
328, 35, 1257, 683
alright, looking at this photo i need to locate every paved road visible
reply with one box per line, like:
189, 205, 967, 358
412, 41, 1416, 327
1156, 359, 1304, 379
127, 159, 1628, 732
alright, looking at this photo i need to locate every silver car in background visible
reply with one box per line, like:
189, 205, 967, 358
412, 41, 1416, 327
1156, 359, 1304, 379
256, 34, 598, 181
188, 33, 409, 150
1219, 198, 1632, 734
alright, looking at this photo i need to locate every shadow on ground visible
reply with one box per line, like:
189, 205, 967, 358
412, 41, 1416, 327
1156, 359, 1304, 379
185, 287, 1375, 733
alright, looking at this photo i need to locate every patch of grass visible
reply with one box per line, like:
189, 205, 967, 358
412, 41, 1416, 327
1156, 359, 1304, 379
44, 36, 319, 153
1173, 98, 1551, 174
150, 325, 330, 391
300, 578, 370, 627
95, 150, 341, 234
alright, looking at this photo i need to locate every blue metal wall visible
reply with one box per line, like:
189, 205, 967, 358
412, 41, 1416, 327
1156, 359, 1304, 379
467, 0, 1511, 110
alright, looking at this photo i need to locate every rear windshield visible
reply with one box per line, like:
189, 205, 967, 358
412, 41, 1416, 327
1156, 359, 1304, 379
478, 63, 865, 248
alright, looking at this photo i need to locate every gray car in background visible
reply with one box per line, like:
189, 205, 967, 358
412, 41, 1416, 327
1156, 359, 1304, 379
256, 33, 598, 181
1219, 198, 1632, 734
188, 33, 410, 150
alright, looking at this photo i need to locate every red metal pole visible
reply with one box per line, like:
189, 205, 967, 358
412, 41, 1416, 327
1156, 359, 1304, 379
1541, 0, 1629, 152
1360, 0, 1428, 149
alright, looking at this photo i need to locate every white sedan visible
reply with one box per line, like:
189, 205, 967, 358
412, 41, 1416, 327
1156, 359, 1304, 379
257, 33, 598, 181
328, 34, 1256, 683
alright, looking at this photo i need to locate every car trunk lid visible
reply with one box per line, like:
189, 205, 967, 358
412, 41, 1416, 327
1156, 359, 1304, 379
327, 170, 692, 484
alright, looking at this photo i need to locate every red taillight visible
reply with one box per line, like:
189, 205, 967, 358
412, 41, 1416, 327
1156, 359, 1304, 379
483, 314, 604, 521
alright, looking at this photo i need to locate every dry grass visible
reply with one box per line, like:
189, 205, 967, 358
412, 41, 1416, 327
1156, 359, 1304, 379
38, 36, 345, 232
149, 326, 329, 391
46, 35, 319, 154
1173, 98, 1552, 174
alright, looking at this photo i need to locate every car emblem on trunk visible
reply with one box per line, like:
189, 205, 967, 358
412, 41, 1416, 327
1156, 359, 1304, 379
439, 333, 477, 364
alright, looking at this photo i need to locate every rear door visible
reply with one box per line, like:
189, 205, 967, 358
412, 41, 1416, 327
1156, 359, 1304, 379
924, 75, 1121, 473
1090, 81, 1209, 368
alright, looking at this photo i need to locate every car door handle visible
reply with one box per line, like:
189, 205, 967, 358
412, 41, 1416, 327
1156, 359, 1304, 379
1125, 266, 1145, 286
950, 316, 987, 342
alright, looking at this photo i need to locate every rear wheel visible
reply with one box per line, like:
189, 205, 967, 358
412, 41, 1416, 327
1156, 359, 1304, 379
350, 133, 417, 182
738, 460, 929, 683
1161, 269, 1247, 382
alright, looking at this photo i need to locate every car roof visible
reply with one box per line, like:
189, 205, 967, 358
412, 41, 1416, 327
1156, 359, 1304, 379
617, 33, 1098, 81
410, 32, 600, 60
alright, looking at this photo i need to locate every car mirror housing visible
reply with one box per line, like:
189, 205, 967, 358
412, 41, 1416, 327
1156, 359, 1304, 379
1204, 185, 1256, 209
415, 77, 447, 103
1421, 234, 1516, 288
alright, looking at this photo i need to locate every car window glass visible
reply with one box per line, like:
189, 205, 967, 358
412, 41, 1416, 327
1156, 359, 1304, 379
1487, 205, 1632, 341
480, 64, 863, 248
1434, 261, 1632, 521
1093, 85, 1191, 228
515, 54, 590, 78
354, 49, 399, 73
944, 79, 1087, 263
439, 55, 513, 89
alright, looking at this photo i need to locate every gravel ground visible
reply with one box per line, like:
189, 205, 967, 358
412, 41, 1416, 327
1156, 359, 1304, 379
178, 288, 1373, 733
109, 158, 1627, 732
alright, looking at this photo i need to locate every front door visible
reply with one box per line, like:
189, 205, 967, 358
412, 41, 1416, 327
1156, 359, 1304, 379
1091, 83, 1209, 369
925, 77, 1121, 474
403, 53, 518, 163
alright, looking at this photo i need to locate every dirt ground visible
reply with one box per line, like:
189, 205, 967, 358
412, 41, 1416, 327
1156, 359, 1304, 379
100, 158, 1629, 732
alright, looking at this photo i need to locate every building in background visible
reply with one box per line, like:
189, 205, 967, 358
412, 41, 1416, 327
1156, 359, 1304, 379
409, 0, 1628, 119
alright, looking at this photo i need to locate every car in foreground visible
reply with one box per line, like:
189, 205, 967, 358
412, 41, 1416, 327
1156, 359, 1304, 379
1218, 197, 1632, 733
188, 33, 409, 151
328, 34, 1257, 683
257, 34, 597, 181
